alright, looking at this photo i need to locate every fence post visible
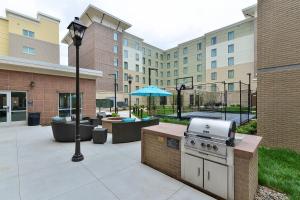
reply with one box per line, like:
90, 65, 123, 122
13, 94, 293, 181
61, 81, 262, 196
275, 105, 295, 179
248, 83, 250, 122
239, 80, 242, 125
140, 109, 143, 118
223, 81, 227, 120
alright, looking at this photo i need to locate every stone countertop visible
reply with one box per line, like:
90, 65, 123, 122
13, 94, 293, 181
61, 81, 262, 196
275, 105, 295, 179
141, 123, 186, 139
142, 123, 262, 158
234, 133, 262, 159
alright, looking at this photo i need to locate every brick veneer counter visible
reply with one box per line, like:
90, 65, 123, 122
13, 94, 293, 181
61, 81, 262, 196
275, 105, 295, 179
142, 123, 262, 200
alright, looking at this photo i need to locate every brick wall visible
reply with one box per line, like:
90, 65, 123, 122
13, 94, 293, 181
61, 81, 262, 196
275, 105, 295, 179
234, 150, 258, 200
0, 69, 96, 125
141, 131, 181, 180
257, 0, 300, 151
68, 23, 123, 93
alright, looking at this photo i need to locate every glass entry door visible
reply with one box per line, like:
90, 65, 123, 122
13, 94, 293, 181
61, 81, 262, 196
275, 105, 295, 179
0, 91, 27, 125
0, 92, 10, 123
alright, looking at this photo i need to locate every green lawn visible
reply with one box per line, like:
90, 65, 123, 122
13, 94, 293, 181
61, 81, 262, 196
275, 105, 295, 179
259, 147, 300, 200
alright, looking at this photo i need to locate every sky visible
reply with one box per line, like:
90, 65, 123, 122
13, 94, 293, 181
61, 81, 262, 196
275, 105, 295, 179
0, 0, 257, 65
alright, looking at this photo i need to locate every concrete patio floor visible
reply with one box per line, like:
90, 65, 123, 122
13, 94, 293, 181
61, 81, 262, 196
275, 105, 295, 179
0, 125, 215, 200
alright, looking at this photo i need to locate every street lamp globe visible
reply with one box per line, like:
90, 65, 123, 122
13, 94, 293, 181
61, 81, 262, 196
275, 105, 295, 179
67, 17, 87, 46
128, 74, 133, 84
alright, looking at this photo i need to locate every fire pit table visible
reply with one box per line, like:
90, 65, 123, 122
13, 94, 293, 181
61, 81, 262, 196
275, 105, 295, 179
101, 117, 124, 133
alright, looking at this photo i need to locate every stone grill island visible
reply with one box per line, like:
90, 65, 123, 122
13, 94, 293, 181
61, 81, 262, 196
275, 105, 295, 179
141, 122, 261, 200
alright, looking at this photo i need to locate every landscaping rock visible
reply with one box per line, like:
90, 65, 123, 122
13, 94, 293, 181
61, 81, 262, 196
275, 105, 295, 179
255, 185, 289, 200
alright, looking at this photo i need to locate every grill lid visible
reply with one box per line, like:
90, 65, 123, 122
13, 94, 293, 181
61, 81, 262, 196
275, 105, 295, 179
186, 118, 236, 145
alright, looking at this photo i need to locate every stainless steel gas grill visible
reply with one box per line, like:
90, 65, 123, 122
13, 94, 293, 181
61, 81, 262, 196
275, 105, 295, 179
181, 118, 236, 200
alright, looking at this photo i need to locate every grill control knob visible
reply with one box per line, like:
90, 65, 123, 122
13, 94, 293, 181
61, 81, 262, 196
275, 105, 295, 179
213, 145, 218, 151
190, 140, 195, 145
201, 143, 206, 148
206, 144, 212, 150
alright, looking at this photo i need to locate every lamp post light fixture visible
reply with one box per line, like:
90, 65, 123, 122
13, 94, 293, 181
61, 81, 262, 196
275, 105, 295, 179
148, 68, 158, 114
109, 73, 117, 114
67, 17, 87, 162
128, 74, 133, 118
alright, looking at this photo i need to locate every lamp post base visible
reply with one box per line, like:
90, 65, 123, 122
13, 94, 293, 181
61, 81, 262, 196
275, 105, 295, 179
71, 153, 84, 162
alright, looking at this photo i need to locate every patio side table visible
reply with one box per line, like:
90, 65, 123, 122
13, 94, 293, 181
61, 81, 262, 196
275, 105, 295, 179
92, 128, 107, 144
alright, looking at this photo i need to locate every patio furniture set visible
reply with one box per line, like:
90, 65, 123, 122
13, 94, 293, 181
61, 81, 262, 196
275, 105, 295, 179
51, 114, 159, 144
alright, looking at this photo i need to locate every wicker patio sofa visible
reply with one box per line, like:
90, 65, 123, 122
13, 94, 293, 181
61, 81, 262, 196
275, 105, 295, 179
111, 118, 159, 144
51, 121, 95, 142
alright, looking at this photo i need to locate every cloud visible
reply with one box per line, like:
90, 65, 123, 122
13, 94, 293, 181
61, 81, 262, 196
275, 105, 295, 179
0, 0, 257, 65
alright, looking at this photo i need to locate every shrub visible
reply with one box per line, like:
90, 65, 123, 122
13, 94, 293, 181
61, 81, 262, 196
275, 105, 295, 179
236, 120, 257, 134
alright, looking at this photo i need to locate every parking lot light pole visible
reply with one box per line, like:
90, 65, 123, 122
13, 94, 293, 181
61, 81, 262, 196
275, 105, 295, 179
109, 73, 117, 114
67, 17, 87, 162
128, 75, 133, 118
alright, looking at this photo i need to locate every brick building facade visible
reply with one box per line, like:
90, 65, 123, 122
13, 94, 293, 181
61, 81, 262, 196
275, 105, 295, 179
257, 0, 300, 151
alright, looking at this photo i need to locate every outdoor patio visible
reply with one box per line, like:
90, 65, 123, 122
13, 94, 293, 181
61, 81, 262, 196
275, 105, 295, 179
0, 124, 215, 200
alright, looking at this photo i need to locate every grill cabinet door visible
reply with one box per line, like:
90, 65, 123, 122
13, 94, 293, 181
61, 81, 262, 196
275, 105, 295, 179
182, 154, 203, 188
204, 160, 228, 199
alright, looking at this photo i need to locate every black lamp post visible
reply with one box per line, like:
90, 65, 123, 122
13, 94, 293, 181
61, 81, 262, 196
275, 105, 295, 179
128, 75, 133, 118
148, 68, 158, 114
67, 17, 87, 162
109, 73, 117, 114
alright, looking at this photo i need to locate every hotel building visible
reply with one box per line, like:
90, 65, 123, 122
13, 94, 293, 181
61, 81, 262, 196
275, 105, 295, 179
63, 4, 257, 107
0, 10, 101, 125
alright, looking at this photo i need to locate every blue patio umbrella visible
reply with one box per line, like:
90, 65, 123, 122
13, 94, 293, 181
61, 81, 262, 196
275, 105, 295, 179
131, 85, 172, 115
131, 85, 172, 97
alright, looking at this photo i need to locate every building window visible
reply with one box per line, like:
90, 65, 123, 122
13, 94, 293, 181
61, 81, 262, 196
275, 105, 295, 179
211, 84, 217, 92
135, 75, 139, 83
160, 80, 163, 86
197, 53, 202, 61
211, 60, 217, 69
113, 32, 118, 41
167, 80, 171, 86
183, 57, 188, 64
59, 93, 82, 117
228, 83, 235, 92
197, 75, 202, 82
143, 57, 145, 64
160, 72, 164, 77
123, 39, 128, 46
167, 54, 170, 60
142, 47, 146, 55
22, 46, 35, 55
124, 50, 128, 58
156, 52, 159, 59
183, 47, 188, 55
228, 31, 234, 41
135, 42, 140, 50
136, 64, 139, 72
160, 54, 163, 60
197, 64, 203, 72
156, 79, 159, 85
228, 57, 234, 66
143, 67, 146, 74
160, 63, 163, 68
211, 36, 217, 45
124, 73, 128, 81
183, 67, 188, 74
148, 59, 151, 66
143, 77, 145, 84
136, 86, 140, 90
174, 51, 178, 58
228, 44, 234, 53
113, 58, 118, 67
124, 98, 128, 105
136, 98, 139, 105
155, 61, 158, 67
197, 42, 202, 50
167, 63, 170, 68
22, 29, 34, 38
228, 70, 234, 79
155, 70, 158, 77
113, 45, 118, 54
167, 71, 171, 77
135, 53, 139, 61
174, 61, 178, 68
124, 62, 128, 69
211, 72, 217, 80
211, 48, 217, 57
124, 85, 128, 93
174, 70, 178, 76
147, 49, 151, 56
